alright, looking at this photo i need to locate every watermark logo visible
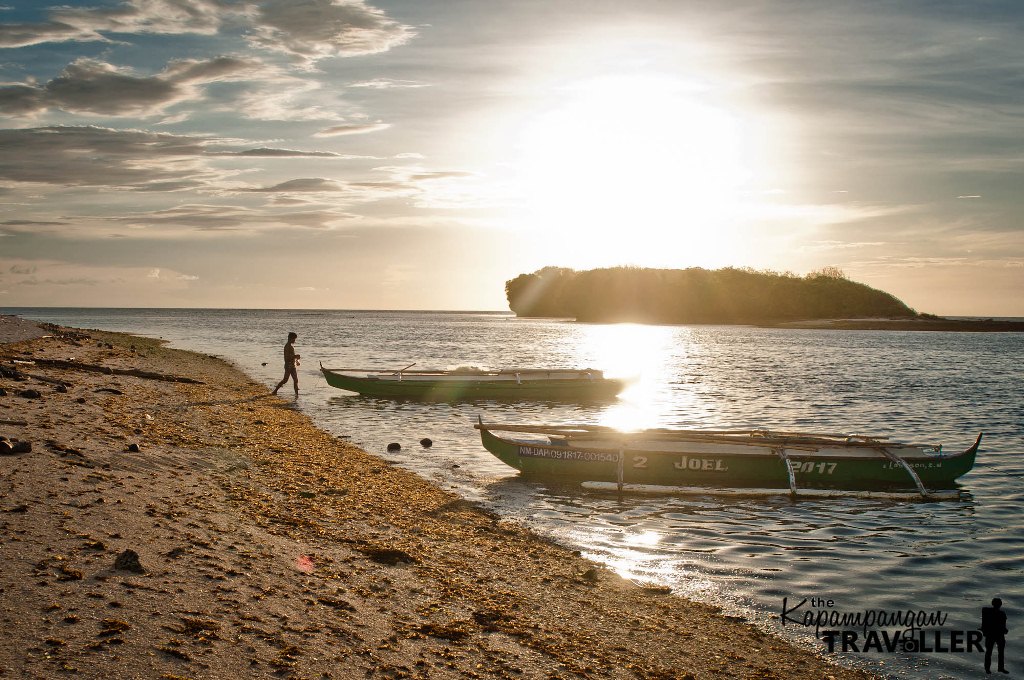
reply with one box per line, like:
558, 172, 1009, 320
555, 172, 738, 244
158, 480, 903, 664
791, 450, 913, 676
982, 598, 1009, 675
779, 595, 1010, 672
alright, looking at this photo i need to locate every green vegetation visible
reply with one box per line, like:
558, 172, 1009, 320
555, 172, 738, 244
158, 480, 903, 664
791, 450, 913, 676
505, 266, 918, 323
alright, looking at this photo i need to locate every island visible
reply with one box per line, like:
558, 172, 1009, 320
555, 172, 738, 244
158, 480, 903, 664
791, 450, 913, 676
505, 266, 1024, 331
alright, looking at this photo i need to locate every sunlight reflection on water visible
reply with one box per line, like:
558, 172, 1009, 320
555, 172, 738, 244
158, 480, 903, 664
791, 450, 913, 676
581, 322, 689, 430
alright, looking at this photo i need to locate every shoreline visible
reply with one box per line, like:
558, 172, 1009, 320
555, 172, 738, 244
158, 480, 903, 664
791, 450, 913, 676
1, 319, 872, 679
503, 313, 1024, 332
762, 317, 1024, 332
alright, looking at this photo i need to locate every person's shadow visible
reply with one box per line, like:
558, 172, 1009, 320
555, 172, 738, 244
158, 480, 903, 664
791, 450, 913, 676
981, 597, 1009, 674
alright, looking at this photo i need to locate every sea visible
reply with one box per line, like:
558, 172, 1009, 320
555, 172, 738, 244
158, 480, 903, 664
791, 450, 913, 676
4, 307, 1022, 679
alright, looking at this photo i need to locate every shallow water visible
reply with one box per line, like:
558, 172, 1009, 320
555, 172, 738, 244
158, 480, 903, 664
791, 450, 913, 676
8, 307, 1023, 679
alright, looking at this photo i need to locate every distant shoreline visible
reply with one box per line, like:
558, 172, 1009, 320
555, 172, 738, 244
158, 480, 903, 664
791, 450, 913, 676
8, 307, 1024, 331
504, 313, 1024, 332
762, 317, 1024, 332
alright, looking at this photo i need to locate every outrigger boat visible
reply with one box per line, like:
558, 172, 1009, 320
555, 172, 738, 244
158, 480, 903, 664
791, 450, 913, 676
475, 421, 982, 500
320, 363, 626, 401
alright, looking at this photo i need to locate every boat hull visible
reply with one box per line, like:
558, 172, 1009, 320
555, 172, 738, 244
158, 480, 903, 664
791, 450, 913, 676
478, 427, 980, 491
321, 368, 624, 401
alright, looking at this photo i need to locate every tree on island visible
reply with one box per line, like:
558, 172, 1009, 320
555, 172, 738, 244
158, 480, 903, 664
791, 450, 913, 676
505, 266, 918, 324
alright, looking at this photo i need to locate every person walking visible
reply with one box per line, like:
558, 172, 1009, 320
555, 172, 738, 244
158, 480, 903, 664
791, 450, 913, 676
272, 332, 300, 396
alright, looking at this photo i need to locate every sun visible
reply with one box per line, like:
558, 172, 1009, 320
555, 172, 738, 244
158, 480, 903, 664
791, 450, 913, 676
514, 73, 757, 268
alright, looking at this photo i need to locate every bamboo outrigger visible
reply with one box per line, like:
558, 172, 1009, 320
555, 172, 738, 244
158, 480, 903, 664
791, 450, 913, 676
474, 421, 982, 500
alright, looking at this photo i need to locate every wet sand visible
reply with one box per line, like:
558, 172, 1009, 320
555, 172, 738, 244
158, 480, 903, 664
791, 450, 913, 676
0, 319, 871, 679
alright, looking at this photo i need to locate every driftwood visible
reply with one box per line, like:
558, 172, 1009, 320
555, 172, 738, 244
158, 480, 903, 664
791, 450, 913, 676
4, 357, 205, 385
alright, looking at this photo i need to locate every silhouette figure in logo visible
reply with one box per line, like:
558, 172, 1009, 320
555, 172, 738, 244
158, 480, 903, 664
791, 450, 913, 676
981, 597, 1009, 674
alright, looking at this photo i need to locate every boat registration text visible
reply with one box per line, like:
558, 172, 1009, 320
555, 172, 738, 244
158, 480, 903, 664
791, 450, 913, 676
518, 446, 620, 463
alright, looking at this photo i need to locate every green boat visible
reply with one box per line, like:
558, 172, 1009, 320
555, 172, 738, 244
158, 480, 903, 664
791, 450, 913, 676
475, 422, 982, 499
320, 364, 626, 401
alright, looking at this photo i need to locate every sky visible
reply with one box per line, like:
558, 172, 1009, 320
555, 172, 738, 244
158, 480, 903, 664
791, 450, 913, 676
0, 0, 1021, 315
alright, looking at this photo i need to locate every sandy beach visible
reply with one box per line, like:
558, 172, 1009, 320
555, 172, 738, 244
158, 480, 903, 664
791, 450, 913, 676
0, 317, 870, 680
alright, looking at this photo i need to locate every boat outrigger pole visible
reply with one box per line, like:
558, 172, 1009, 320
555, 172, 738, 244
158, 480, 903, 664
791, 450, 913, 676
774, 447, 798, 498
878, 447, 931, 499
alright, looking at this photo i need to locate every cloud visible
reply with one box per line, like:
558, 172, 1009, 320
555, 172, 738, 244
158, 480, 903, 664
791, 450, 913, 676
248, 0, 415, 62
799, 240, 888, 253
0, 202, 358, 239
107, 203, 357, 233
729, 5, 1024, 179
49, 0, 228, 36
205, 71, 394, 123
0, 0, 227, 48
364, 165, 498, 209
238, 174, 417, 204
0, 84, 45, 116
164, 55, 261, 83
0, 126, 352, 190
850, 255, 990, 270
347, 78, 427, 89
315, 122, 391, 137
0, 126, 219, 188
0, 18, 106, 49
220, 147, 359, 158
223, 78, 335, 121
1, 219, 68, 229
244, 178, 347, 193
236, 167, 473, 205
1, 0, 414, 64
0, 257, 200, 289
113, 204, 269, 232
0, 126, 462, 240
397, 170, 474, 183
147, 267, 199, 281
0, 56, 261, 118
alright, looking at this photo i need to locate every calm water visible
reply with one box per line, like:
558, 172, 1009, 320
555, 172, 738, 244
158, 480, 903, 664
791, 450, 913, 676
6, 307, 1023, 679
